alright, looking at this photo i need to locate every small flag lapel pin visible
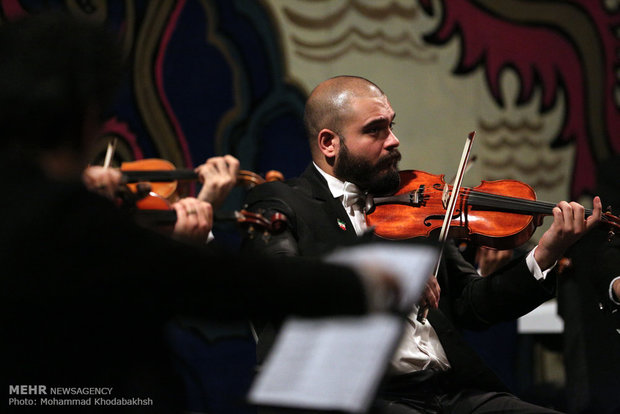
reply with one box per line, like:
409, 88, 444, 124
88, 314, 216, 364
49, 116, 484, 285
337, 218, 347, 231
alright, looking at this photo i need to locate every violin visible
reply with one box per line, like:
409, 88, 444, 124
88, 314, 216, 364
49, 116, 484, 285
130, 205, 288, 238
366, 169, 620, 250
115, 158, 287, 236
120, 158, 284, 201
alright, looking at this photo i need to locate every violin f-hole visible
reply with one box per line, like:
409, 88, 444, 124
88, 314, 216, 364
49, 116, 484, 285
424, 210, 462, 228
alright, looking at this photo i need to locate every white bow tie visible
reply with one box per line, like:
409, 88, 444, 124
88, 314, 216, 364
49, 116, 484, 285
342, 182, 366, 212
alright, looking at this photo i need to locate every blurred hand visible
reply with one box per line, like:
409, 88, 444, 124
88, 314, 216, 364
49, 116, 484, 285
82, 166, 123, 200
476, 247, 513, 277
195, 155, 240, 210
356, 265, 401, 312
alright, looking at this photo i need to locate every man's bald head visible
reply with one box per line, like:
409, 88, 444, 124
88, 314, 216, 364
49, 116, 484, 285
303, 76, 385, 153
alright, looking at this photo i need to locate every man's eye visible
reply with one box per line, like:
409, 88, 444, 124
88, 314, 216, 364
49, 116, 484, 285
389, 122, 396, 130
365, 122, 394, 135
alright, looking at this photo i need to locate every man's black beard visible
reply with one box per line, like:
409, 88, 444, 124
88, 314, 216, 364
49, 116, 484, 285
334, 141, 401, 195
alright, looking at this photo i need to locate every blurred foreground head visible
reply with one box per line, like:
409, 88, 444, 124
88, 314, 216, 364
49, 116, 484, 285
0, 13, 123, 166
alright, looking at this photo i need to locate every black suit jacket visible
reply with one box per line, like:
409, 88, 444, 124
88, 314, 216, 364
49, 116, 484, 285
242, 163, 558, 393
558, 228, 620, 412
591, 232, 620, 326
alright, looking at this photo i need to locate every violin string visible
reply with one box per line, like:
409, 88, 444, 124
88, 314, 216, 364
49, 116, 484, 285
420, 185, 618, 230
466, 191, 556, 212
468, 190, 605, 218
431, 188, 609, 221
451, 188, 556, 214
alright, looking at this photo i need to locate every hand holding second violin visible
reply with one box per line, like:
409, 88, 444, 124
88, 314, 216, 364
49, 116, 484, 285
196, 155, 240, 210
535, 196, 602, 271
171, 197, 213, 244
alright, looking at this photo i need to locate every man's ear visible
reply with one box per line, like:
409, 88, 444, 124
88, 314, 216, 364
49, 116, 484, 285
317, 129, 340, 158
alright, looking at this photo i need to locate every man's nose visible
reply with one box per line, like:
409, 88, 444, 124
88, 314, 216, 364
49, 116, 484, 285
385, 131, 400, 149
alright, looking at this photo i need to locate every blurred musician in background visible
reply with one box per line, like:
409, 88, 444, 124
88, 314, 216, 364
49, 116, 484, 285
559, 154, 620, 413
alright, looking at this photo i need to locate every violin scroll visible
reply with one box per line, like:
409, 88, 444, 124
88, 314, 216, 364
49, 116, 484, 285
265, 170, 284, 182
233, 209, 288, 242
604, 206, 619, 241
237, 169, 284, 189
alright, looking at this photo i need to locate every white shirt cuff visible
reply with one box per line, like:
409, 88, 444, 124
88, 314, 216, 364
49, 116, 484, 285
610, 276, 620, 305
526, 246, 556, 281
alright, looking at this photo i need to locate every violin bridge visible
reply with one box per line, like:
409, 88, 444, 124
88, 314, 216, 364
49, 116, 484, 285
441, 184, 449, 209
412, 185, 425, 205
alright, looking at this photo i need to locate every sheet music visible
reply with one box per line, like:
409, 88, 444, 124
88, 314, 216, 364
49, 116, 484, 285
326, 243, 439, 311
247, 242, 438, 413
248, 314, 403, 412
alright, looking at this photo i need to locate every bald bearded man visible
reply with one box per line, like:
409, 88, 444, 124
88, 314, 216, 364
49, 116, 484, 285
242, 76, 601, 413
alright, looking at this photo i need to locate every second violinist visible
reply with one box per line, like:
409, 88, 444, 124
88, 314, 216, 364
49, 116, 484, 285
241, 75, 602, 414
83, 154, 242, 244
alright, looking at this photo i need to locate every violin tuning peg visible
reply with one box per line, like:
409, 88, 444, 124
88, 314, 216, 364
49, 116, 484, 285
364, 195, 375, 214
557, 257, 573, 274
246, 225, 256, 240
261, 230, 271, 244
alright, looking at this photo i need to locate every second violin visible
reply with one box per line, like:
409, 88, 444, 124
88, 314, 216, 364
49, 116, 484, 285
116, 157, 288, 238
120, 157, 284, 200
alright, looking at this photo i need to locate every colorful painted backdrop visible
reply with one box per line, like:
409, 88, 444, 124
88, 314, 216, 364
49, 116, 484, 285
3, 0, 617, 237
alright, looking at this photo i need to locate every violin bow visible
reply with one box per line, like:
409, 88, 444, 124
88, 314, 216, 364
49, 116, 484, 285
417, 131, 476, 324
447, 155, 477, 186
102, 138, 118, 169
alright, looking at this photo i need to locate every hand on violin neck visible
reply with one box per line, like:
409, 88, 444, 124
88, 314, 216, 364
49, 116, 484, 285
82, 166, 123, 200
172, 197, 213, 244
535, 196, 602, 270
195, 155, 240, 210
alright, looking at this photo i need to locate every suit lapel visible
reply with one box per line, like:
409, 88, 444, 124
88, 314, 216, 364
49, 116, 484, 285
301, 165, 359, 243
